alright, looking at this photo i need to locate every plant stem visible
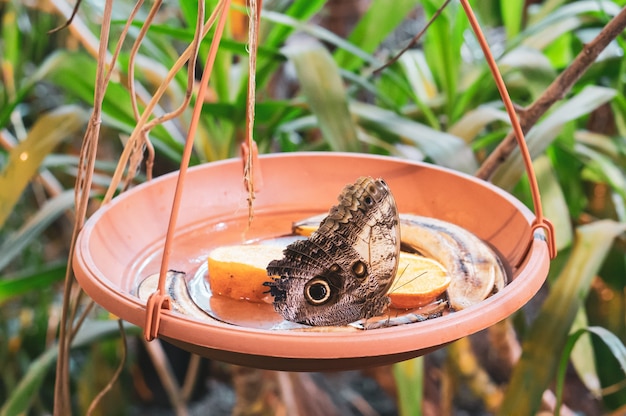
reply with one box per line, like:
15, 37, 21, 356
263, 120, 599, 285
476, 6, 626, 180
53, 0, 115, 413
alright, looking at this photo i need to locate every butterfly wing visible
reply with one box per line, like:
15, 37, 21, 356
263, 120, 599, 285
265, 177, 400, 326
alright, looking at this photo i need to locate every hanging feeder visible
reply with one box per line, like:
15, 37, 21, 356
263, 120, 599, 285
73, 1, 555, 371
74, 152, 552, 371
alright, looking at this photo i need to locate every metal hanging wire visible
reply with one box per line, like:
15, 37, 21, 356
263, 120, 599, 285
458, 0, 556, 260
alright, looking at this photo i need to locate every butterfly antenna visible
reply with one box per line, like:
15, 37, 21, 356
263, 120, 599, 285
389, 267, 428, 294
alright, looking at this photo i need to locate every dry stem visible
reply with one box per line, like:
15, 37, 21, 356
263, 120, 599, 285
53, 0, 115, 411
142, 339, 189, 416
476, 7, 626, 180
373, 0, 453, 75
243, 0, 262, 228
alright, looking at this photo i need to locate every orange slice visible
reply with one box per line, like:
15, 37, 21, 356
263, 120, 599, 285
207, 244, 284, 303
389, 252, 451, 309
208, 245, 450, 309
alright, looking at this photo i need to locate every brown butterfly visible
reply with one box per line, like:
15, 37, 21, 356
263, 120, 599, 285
264, 177, 400, 326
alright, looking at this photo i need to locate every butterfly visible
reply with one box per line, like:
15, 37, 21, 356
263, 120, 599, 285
264, 177, 400, 326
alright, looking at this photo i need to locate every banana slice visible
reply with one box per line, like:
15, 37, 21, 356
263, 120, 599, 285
137, 271, 211, 320
399, 215, 506, 310
293, 213, 507, 310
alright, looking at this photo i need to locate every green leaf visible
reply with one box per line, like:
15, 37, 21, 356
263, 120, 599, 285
527, 0, 569, 23
342, 69, 404, 111
44, 51, 186, 163
262, 10, 382, 70
0, 191, 77, 271
534, 156, 573, 250
518, 1, 621, 59
393, 357, 423, 416
258, 9, 423, 114
491, 86, 617, 189
262, 0, 328, 50
522, 15, 582, 52
499, 220, 626, 416
547, 145, 587, 218
587, 325, 626, 373
576, 143, 626, 200
575, 130, 623, 159
0, 106, 87, 228
448, 105, 511, 143
565, 310, 601, 398
1, 2, 20, 92
0, 320, 139, 416
334, 0, 421, 71
351, 102, 478, 173
0, 262, 66, 305
0, 50, 76, 129
125, 22, 283, 61
284, 43, 360, 152
422, 0, 466, 119
527, 0, 621, 28
238, 0, 327, 100
542, 31, 574, 69
556, 326, 626, 415
500, 0, 524, 39
178, 0, 205, 35
499, 46, 557, 99
0, 341, 57, 416
395, 50, 441, 128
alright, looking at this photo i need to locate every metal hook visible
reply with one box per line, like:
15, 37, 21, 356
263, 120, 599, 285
144, 292, 171, 342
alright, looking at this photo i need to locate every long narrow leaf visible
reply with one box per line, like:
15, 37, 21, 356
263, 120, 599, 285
396, 50, 441, 128
44, 51, 186, 163
527, 0, 621, 28
555, 326, 626, 414
393, 357, 423, 416
0, 342, 57, 416
351, 102, 478, 173
262, 10, 383, 69
258, 10, 421, 112
0, 262, 66, 305
534, 156, 573, 250
334, 0, 421, 71
491, 86, 617, 189
239, 0, 327, 98
0, 320, 139, 416
500, 0, 524, 39
422, 0, 466, 119
1, 2, 19, 94
0, 106, 86, 228
285, 43, 360, 152
563, 310, 601, 399
448, 105, 511, 143
262, 0, 328, 50
499, 46, 557, 99
499, 220, 626, 415
576, 142, 626, 200
0, 191, 76, 271
522, 15, 582, 52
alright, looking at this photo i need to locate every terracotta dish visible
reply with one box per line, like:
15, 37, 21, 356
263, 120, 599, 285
73, 153, 549, 371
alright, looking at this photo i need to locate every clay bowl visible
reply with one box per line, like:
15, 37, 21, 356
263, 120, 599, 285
73, 152, 549, 371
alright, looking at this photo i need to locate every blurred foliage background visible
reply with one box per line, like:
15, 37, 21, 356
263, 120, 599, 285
1, 0, 626, 414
